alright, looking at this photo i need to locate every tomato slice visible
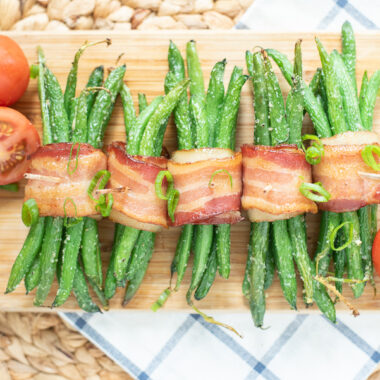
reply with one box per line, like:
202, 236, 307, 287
0, 107, 40, 185
372, 229, 380, 276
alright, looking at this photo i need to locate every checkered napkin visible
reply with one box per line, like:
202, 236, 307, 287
61, 1, 380, 380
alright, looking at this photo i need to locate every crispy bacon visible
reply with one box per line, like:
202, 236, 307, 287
168, 148, 243, 226
241, 144, 317, 222
24, 142, 107, 217
107, 142, 168, 232
313, 131, 380, 212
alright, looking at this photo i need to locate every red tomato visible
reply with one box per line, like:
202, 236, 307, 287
0, 35, 30, 106
0, 107, 40, 185
372, 229, 380, 276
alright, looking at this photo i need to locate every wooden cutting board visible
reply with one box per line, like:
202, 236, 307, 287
1, 31, 380, 313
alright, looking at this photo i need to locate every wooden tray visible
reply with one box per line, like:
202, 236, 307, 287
1, 31, 380, 312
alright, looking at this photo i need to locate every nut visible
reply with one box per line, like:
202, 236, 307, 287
73, 16, 94, 29
193, 0, 212, 13
94, 17, 114, 29
63, 0, 96, 19
22, 0, 36, 17
203, 11, 234, 29
24, 3, 45, 17
131, 8, 151, 29
94, 0, 121, 19
0, 0, 21, 30
158, 0, 193, 16
11, 12, 49, 30
175, 14, 207, 29
214, 0, 241, 18
138, 15, 186, 30
112, 22, 132, 30
107, 5, 134, 22
122, 0, 161, 11
45, 20, 70, 31
47, 0, 70, 21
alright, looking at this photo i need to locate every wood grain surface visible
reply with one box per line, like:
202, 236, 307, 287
1, 31, 380, 313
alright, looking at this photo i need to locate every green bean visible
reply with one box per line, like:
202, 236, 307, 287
359, 71, 369, 111
309, 68, 322, 96
0, 183, 18, 192
331, 50, 362, 131
139, 79, 189, 155
216, 66, 248, 149
341, 20, 357, 95
121, 84, 137, 134
194, 235, 218, 300
72, 262, 100, 313
127, 96, 163, 155
342, 212, 365, 298
264, 55, 289, 144
174, 224, 193, 291
53, 219, 85, 307
6, 218, 45, 293
36, 47, 52, 145
248, 222, 270, 327
272, 220, 297, 309
34, 217, 64, 306
113, 227, 140, 285
333, 246, 346, 295
214, 67, 247, 279
25, 252, 41, 294
360, 70, 380, 130
45, 68, 70, 142
88, 65, 126, 148
264, 229, 275, 290
138, 93, 148, 113
187, 41, 208, 148
206, 59, 226, 145
81, 218, 102, 287
85, 66, 104, 115
153, 116, 170, 156
165, 72, 193, 150
358, 206, 373, 283
123, 233, 156, 305
87, 275, 108, 310
250, 52, 271, 146
288, 216, 314, 304
64, 40, 109, 120
316, 38, 347, 135
266, 48, 332, 138
71, 90, 88, 143
168, 40, 185, 79
126, 231, 156, 280
188, 225, 214, 295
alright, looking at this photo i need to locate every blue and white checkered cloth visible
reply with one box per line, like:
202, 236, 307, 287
61, 1, 380, 379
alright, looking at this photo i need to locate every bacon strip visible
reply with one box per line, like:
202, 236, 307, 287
107, 142, 168, 232
241, 144, 317, 222
313, 131, 380, 212
25, 143, 107, 217
168, 148, 243, 226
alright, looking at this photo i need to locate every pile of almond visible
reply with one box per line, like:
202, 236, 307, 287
0, 0, 253, 31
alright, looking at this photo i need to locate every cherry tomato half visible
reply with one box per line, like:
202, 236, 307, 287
372, 228, 380, 276
0, 35, 30, 106
0, 107, 40, 185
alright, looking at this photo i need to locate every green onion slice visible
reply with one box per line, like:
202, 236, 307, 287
63, 197, 83, 227
299, 182, 331, 202
151, 288, 171, 312
87, 170, 113, 217
22, 199, 39, 227
155, 170, 174, 200
301, 134, 324, 165
361, 145, 380, 171
168, 188, 180, 223
330, 221, 354, 251
30, 64, 39, 79
67, 143, 81, 175
208, 169, 233, 189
